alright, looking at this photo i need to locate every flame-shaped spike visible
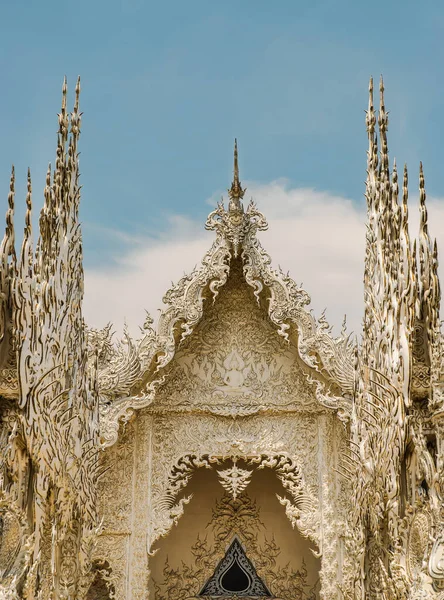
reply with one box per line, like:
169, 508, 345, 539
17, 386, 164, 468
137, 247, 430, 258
75, 76, 81, 112
0, 164, 17, 341
18, 167, 34, 278
419, 162, 428, 232
366, 77, 376, 136
25, 168, 32, 233
365, 77, 379, 212
6, 165, 15, 245
58, 76, 69, 145
392, 158, 398, 198
71, 76, 81, 139
378, 75, 389, 179
400, 164, 411, 254
0, 165, 16, 264
402, 164, 408, 210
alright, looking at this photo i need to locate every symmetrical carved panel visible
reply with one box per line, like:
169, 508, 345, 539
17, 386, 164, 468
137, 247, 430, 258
154, 261, 319, 416
147, 413, 322, 551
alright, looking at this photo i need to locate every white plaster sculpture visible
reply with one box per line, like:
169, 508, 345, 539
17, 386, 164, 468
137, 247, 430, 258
0, 77, 443, 600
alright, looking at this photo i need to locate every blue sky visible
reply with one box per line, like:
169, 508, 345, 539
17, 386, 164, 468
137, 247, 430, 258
1, 0, 444, 333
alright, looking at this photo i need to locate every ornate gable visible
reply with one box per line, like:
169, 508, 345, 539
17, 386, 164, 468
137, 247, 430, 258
97, 141, 355, 446
154, 259, 320, 416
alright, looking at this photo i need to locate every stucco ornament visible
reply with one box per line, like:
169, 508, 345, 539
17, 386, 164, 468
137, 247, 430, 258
0, 79, 101, 600
97, 139, 355, 447
153, 493, 320, 600
217, 461, 254, 499
2, 77, 444, 600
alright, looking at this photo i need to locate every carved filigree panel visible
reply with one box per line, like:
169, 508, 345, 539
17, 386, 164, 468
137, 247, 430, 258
153, 262, 320, 417
146, 412, 324, 551
93, 420, 136, 599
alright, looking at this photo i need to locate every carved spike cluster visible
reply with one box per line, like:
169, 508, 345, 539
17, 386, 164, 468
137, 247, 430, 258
1, 76, 444, 600
362, 75, 416, 395
0, 78, 100, 598
0, 166, 16, 343
344, 77, 444, 598
418, 162, 441, 355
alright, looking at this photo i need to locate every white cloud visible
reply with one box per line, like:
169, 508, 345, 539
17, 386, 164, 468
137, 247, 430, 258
83, 181, 444, 341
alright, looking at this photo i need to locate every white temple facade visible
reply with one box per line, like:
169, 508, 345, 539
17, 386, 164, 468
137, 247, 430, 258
1, 77, 444, 600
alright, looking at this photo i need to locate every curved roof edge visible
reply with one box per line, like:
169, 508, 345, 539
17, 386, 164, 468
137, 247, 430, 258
96, 177, 355, 447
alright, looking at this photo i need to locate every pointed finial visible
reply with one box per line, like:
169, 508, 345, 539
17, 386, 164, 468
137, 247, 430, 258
62, 75, 67, 109
419, 161, 429, 239
434, 238, 439, 265
75, 76, 81, 110
228, 138, 245, 210
0, 165, 16, 262
8, 165, 15, 218
71, 76, 82, 138
365, 77, 376, 135
378, 75, 389, 178
402, 164, 408, 209
392, 157, 398, 183
379, 75, 385, 110
25, 168, 32, 231
58, 76, 69, 140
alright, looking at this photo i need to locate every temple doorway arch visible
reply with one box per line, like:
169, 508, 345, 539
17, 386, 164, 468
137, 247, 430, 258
149, 461, 321, 600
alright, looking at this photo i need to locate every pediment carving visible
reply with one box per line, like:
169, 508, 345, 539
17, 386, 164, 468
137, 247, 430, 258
95, 164, 354, 446
154, 261, 320, 416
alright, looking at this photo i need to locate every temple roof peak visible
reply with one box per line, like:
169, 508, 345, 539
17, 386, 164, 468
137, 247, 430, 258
228, 138, 246, 211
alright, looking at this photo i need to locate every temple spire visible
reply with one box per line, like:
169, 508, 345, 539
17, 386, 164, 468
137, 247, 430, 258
1, 165, 16, 263
228, 138, 245, 211
378, 75, 389, 179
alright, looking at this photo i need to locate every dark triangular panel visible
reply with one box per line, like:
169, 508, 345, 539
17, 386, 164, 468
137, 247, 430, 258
199, 537, 271, 597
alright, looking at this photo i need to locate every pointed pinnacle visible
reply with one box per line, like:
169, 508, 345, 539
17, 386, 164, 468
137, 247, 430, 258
228, 138, 245, 208
378, 74, 388, 134
403, 164, 408, 200
9, 165, 15, 204
25, 168, 32, 230
234, 138, 239, 183
401, 164, 409, 229
379, 75, 385, 107
366, 77, 376, 135
5, 165, 16, 247
75, 76, 81, 111
419, 161, 430, 245
62, 76, 67, 110
419, 162, 426, 213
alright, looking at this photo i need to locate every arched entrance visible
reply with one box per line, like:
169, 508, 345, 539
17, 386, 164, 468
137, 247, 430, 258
149, 462, 321, 599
